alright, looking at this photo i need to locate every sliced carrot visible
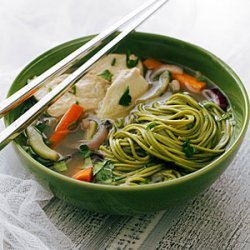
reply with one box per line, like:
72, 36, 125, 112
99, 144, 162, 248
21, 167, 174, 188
72, 167, 93, 182
56, 103, 84, 132
50, 130, 68, 148
143, 58, 163, 70
50, 103, 84, 148
172, 73, 206, 93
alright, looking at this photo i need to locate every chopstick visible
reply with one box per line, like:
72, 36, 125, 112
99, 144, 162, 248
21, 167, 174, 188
0, 0, 168, 150
0, 0, 160, 118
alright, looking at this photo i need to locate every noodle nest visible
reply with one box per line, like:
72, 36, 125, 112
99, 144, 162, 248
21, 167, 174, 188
100, 93, 232, 185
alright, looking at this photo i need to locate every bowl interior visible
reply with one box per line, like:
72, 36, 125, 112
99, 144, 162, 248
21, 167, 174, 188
6, 33, 249, 147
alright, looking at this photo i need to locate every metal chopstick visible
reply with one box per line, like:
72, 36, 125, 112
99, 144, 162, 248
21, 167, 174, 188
0, 0, 160, 118
0, 0, 168, 150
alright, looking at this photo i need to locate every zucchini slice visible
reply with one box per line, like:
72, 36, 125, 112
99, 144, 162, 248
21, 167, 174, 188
26, 126, 59, 161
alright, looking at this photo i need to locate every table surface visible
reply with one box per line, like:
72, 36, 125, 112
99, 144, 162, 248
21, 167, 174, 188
0, 0, 250, 249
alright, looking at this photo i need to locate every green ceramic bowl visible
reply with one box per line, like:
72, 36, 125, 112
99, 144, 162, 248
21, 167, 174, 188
5, 32, 249, 215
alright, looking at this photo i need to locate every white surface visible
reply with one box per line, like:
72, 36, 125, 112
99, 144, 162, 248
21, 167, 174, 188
0, 0, 250, 249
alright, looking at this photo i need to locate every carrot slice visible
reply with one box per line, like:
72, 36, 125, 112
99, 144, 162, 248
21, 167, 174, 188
56, 103, 84, 132
143, 58, 163, 70
72, 167, 93, 182
172, 73, 206, 92
50, 130, 68, 148
50, 103, 84, 147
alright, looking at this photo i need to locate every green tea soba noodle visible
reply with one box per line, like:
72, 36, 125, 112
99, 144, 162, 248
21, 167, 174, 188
100, 93, 231, 185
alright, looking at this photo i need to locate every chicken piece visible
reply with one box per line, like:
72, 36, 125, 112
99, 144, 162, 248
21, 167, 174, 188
33, 53, 144, 117
74, 73, 109, 111
97, 68, 149, 119
47, 92, 77, 117
34, 73, 109, 117
46, 74, 109, 117
89, 53, 144, 79
34, 74, 69, 101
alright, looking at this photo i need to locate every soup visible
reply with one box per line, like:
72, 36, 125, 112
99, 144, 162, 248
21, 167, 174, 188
23, 52, 234, 186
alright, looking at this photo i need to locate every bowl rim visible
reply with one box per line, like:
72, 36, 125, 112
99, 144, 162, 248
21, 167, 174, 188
5, 31, 250, 192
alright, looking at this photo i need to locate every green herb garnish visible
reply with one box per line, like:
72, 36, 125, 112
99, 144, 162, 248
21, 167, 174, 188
48, 87, 52, 92
98, 69, 113, 82
146, 122, 157, 130
75, 100, 79, 105
95, 161, 114, 184
111, 58, 116, 66
93, 162, 104, 175
183, 138, 196, 158
119, 86, 132, 106
79, 144, 91, 159
126, 51, 139, 68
